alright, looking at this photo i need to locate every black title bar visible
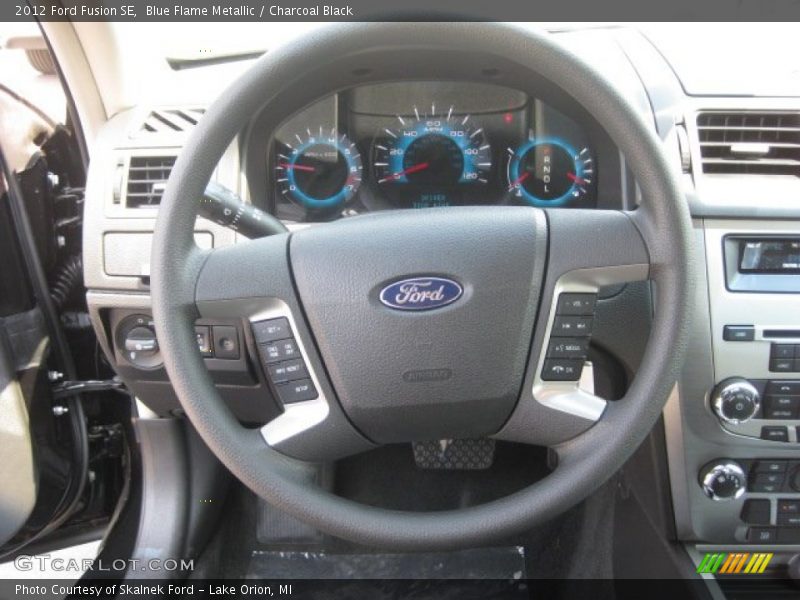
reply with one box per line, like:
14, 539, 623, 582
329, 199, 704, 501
4, 0, 800, 22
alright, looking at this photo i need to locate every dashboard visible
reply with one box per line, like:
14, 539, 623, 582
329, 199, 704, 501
256, 81, 619, 223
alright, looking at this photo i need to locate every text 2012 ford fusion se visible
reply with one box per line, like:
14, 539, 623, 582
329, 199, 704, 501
1, 9, 799, 600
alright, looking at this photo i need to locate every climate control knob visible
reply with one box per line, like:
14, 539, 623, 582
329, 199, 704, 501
700, 460, 747, 501
711, 378, 760, 424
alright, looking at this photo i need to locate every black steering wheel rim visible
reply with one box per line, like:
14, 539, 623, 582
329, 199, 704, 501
151, 22, 694, 550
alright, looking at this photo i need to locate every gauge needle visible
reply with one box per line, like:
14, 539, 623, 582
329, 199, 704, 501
378, 162, 430, 183
279, 162, 316, 172
508, 171, 530, 190
566, 172, 588, 186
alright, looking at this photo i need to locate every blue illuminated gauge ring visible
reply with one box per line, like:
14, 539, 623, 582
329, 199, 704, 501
372, 105, 492, 188
275, 129, 362, 210
506, 137, 593, 208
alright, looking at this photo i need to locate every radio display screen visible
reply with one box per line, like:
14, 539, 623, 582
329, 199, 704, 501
739, 238, 800, 273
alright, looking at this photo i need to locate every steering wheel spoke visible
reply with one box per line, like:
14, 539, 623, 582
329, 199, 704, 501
495, 208, 650, 447
193, 235, 376, 462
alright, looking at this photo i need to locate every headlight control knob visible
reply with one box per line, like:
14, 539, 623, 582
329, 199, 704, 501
699, 460, 747, 501
115, 314, 162, 369
711, 378, 760, 425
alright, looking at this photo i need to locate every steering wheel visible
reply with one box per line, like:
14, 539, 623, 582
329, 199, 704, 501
151, 22, 693, 550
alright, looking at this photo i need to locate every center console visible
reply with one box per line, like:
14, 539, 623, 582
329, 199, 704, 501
668, 219, 800, 547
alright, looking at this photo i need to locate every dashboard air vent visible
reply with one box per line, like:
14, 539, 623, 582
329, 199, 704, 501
125, 155, 176, 208
696, 112, 800, 176
138, 108, 205, 135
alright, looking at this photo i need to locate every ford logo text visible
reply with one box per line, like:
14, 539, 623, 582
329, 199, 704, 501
379, 277, 463, 311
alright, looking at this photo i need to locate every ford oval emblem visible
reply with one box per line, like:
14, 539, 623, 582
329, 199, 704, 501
379, 277, 463, 311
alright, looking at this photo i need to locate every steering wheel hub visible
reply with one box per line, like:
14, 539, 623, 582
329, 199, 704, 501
290, 207, 546, 443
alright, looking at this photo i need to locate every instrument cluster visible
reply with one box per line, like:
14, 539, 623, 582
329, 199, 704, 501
267, 82, 600, 222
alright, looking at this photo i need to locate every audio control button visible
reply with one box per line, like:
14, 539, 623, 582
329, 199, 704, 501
761, 426, 789, 443
712, 378, 761, 424
723, 325, 754, 341
771, 358, 796, 373
772, 344, 796, 359
768, 381, 800, 395
755, 460, 787, 473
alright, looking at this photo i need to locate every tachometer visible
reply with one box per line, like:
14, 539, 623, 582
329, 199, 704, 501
506, 137, 594, 207
372, 105, 491, 201
275, 128, 362, 210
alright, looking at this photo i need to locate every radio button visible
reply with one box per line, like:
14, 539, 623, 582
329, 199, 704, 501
755, 460, 787, 473
552, 316, 593, 337
772, 344, 796, 359
768, 381, 800, 395
546, 338, 589, 359
770, 358, 796, 373
556, 293, 596, 316
761, 426, 789, 443
765, 406, 797, 419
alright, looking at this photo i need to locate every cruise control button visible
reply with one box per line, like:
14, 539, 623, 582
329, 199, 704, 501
761, 426, 789, 442
252, 318, 291, 343
259, 338, 299, 364
541, 359, 583, 381
275, 379, 318, 404
546, 338, 589, 359
268, 359, 308, 384
552, 316, 593, 337
556, 293, 596, 316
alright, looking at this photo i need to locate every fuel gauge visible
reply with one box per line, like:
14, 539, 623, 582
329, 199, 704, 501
506, 138, 594, 207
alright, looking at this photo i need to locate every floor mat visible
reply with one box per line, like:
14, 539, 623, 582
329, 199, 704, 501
245, 546, 527, 579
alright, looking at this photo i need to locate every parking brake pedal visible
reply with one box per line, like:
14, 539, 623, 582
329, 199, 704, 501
412, 438, 495, 470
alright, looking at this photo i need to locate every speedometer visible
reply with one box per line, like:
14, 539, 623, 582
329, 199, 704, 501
371, 105, 491, 208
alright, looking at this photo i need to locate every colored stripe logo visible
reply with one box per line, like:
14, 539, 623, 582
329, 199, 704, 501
697, 552, 773, 574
